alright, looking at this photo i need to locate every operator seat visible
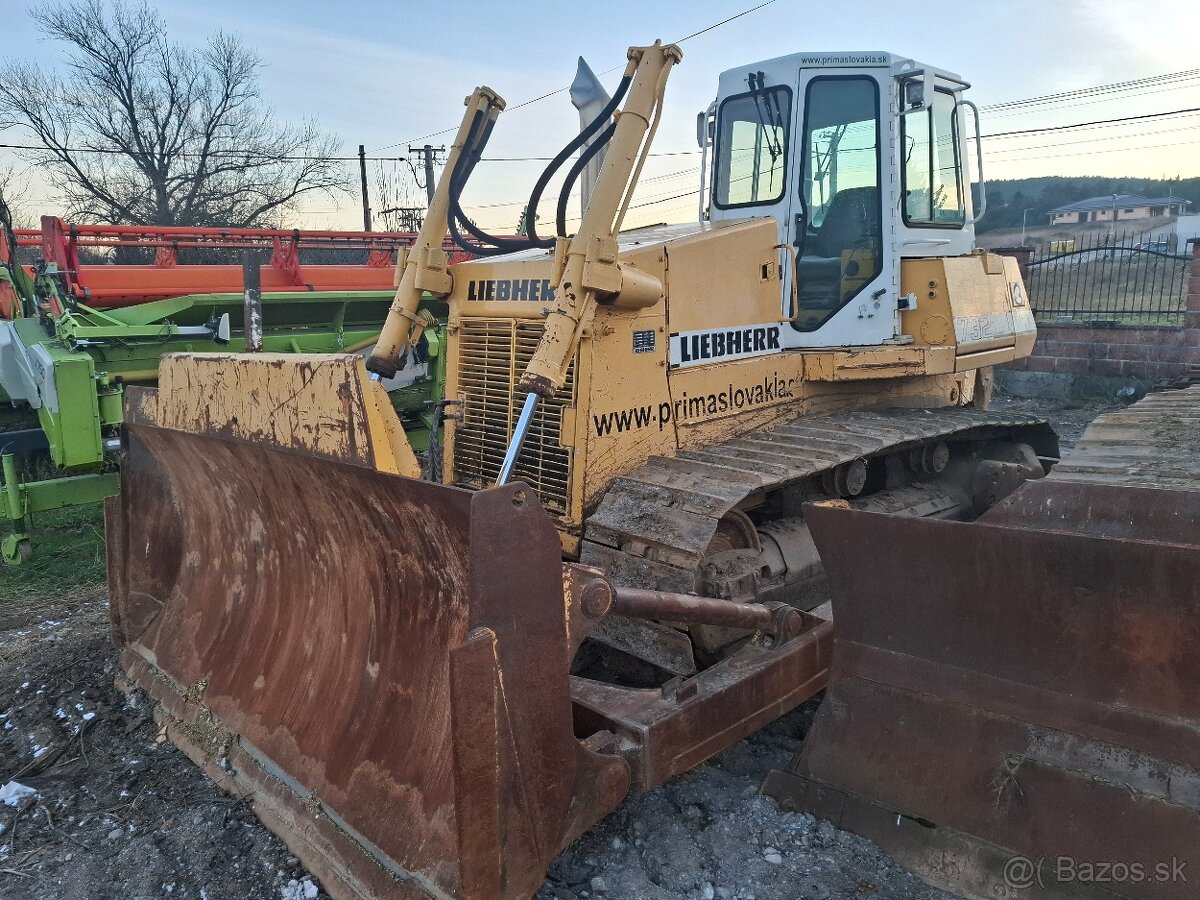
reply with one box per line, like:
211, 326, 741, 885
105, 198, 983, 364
796, 186, 880, 309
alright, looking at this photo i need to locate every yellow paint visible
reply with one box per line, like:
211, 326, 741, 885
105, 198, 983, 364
437, 222, 1037, 557
901, 252, 1035, 359
800, 347, 927, 382
151, 353, 420, 477
361, 377, 422, 477
151, 214, 1036, 563
664, 220, 782, 333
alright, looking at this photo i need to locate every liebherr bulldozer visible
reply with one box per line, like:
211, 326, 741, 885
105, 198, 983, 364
106, 41, 1196, 900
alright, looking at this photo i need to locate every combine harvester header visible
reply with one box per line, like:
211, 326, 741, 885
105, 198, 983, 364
7, 217, 477, 315
1, 217, 488, 561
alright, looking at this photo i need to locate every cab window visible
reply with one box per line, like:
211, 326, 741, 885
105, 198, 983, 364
902, 91, 965, 226
792, 76, 881, 332
712, 85, 791, 208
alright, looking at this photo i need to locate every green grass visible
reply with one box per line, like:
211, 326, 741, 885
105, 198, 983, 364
1034, 311, 1184, 326
1, 504, 108, 601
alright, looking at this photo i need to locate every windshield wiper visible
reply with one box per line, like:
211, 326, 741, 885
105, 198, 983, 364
747, 71, 785, 170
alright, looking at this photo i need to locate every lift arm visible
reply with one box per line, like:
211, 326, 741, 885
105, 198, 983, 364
519, 41, 679, 397
366, 86, 505, 378
497, 41, 680, 484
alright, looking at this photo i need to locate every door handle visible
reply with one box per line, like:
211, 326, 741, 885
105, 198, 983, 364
775, 243, 801, 322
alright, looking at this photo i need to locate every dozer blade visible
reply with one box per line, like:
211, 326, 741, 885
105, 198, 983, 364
107, 353, 629, 900
764, 388, 1200, 900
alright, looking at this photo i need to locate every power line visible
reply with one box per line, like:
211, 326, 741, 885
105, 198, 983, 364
0, 142, 411, 163
465, 162, 701, 213
463, 109, 1200, 219
0, 139, 702, 166
388, 70, 1200, 217
674, 0, 777, 42
480, 149, 700, 162
986, 136, 1200, 165
981, 68, 1200, 111
981, 106, 1200, 139
564, 121, 1200, 222
372, 0, 778, 152
6, 83, 1195, 174
983, 79, 1200, 121
12, 67, 1190, 225
444, 74, 1200, 221
983, 122, 1200, 155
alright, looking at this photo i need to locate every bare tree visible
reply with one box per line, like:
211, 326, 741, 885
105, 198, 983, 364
0, 166, 34, 228
0, 0, 349, 227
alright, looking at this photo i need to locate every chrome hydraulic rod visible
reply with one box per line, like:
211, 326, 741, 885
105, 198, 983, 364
495, 392, 539, 486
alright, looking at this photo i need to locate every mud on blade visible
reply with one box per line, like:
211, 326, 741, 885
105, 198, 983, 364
107, 354, 628, 900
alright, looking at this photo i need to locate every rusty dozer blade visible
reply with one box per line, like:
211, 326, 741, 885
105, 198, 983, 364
764, 389, 1200, 900
107, 353, 631, 900
109, 353, 835, 900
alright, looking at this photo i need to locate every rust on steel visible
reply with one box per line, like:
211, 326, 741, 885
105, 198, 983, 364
108, 386, 629, 900
572, 608, 832, 793
109, 354, 845, 900
109, 370, 835, 900
610, 586, 802, 637
763, 386, 1200, 900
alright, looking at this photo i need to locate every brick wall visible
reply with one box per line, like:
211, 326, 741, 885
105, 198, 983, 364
1001, 241, 1200, 387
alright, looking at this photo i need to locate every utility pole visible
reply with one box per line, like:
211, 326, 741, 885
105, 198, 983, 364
358, 145, 372, 231
408, 144, 445, 206
1021, 207, 1034, 247
379, 207, 426, 233
242, 251, 263, 353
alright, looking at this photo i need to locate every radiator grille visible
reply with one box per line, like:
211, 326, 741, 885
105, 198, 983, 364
453, 318, 576, 518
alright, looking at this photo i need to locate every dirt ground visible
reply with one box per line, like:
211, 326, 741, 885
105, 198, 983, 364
0, 396, 1115, 900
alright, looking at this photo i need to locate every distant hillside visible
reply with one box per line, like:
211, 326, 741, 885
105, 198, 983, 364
973, 176, 1200, 233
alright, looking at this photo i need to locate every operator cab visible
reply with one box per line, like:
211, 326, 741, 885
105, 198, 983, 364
699, 52, 984, 347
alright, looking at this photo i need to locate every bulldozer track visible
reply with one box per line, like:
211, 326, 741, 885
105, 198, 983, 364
582, 405, 1057, 587
1052, 385, 1200, 492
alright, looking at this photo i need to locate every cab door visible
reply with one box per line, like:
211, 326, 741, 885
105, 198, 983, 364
782, 70, 898, 347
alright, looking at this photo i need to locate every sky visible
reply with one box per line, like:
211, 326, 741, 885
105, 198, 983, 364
2, 0, 1199, 231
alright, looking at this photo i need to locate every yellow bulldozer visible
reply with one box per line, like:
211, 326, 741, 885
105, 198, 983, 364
106, 40, 1200, 900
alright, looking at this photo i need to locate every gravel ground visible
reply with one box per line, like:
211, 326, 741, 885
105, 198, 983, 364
990, 392, 1118, 452
0, 593, 321, 900
537, 708, 955, 900
0, 397, 1116, 900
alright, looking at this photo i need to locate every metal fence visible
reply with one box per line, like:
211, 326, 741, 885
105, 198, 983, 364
1025, 229, 1192, 326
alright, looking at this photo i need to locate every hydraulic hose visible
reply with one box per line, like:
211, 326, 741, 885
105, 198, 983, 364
445, 72, 634, 256
448, 114, 535, 255
556, 122, 616, 238
447, 111, 524, 255
523, 73, 631, 246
